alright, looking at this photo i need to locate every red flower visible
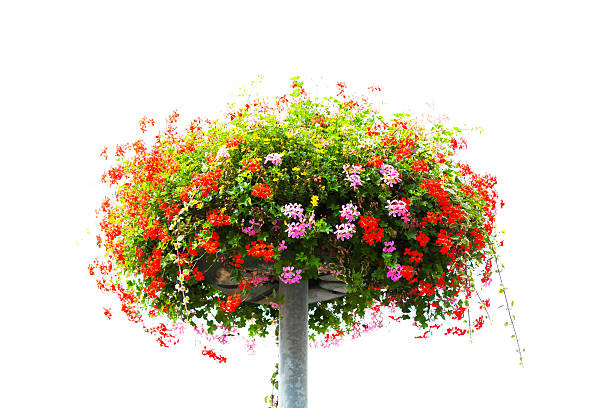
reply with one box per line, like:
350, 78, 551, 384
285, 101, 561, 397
230, 254, 244, 268
203, 232, 221, 254
252, 183, 272, 199
415, 231, 430, 247
411, 159, 428, 173
436, 230, 452, 255
225, 135, 244, 148
191, 168, 223, 198
218, 294, 242, 313
400, 264, 414, 279
452, 306, 466, 320
420, 178, 450, 209
241, 158, 261, 173
366, 155, 383, 168
207, 210, 230, 226
358, 216, 384, 245
445, 205, 465, 224
202, 347, 227, 363
423, 211, 442, 224
246, 240, 275, 262
403, 248, 423, 264
141, 247, 162, 277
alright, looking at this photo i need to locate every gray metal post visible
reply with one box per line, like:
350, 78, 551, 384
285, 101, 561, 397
279, 280, 308, 408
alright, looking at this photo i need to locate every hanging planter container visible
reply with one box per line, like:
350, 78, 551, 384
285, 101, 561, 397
197, 252, 348, 304
92, 77, 517, 408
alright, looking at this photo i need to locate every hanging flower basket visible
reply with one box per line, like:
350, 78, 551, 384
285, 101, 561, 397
91, 77, 520, 363
197, 251, 348, 304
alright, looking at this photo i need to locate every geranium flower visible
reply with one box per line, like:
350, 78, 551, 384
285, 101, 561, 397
339, 203, 360, 222
264, 152, 283, 165
334, 222, 356, 241
383, 241, 396, 253
282, 203, 304, 219
342, 164, 364, 190
278, 240, 287, 251
386, 199, 410, 223
386, 265, 402, 282
252, 183, 272, 199
416, 231, 430, 247
279, 266, 302, 284
241, 218, 262, 236
286, 221, 308, 239
380, 164, 401, 187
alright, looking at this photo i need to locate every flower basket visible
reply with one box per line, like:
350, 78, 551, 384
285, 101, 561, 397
91, 77, 521, 407
197, 252, 348, 304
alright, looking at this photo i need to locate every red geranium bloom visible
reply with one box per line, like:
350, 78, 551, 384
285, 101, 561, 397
252, 183, 272, 199
207, 210, 230, 226
415, 231, 430, 247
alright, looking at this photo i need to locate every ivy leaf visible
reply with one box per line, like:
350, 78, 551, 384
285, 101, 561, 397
309, 255, 321, 268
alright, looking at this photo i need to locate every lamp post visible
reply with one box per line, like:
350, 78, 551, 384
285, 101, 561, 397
278, 280, 309, 408
199, 259, 347, 408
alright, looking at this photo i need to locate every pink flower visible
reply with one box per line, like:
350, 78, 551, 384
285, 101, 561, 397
280, 266, 302, 284
380, 164, 401, 187
383, 241, 396, 253
282, 203, 304, 220
241, 218, 262, 236
284, 212, 315, 239
342, 164, 364, 190
264, 152, 283, 165
334, 222, 356, 241
278, 240, 287, 251
386, 265, 402, 282
339, 203, 360, 222
386, 199, 410, 223
286, 222, 308, 239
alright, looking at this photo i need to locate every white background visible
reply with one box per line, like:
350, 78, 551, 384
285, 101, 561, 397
1, 1, 611, 407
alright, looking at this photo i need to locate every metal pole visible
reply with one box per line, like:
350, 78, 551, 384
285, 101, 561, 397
279, 280, 308, 408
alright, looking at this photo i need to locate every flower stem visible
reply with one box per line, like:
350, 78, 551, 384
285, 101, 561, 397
492, 249, 524, 367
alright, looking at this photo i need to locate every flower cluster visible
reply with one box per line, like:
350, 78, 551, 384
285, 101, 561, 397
91, 77, 517, 366
358, 216, 384, 245
380, 164, 401, 187
334, 222, 356, 241
241, 218, 262, 236
208, 210, 230, 227
386, 264, 402, 282
386, 199, 410, 223
279, 266, 302, 284
251, 183, 272, 199
245, 240, 275, 262
281, 203, 304, 219
264, 152, 283, 165
383, 241, 396, 253
285, 212, 315, 239
342, 163, 364, 190
339, 203, 360, 222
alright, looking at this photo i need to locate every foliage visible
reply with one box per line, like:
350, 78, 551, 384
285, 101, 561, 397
90, 77, 521, 363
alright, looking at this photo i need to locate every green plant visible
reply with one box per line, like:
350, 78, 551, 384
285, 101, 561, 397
91, 77, 522, 365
